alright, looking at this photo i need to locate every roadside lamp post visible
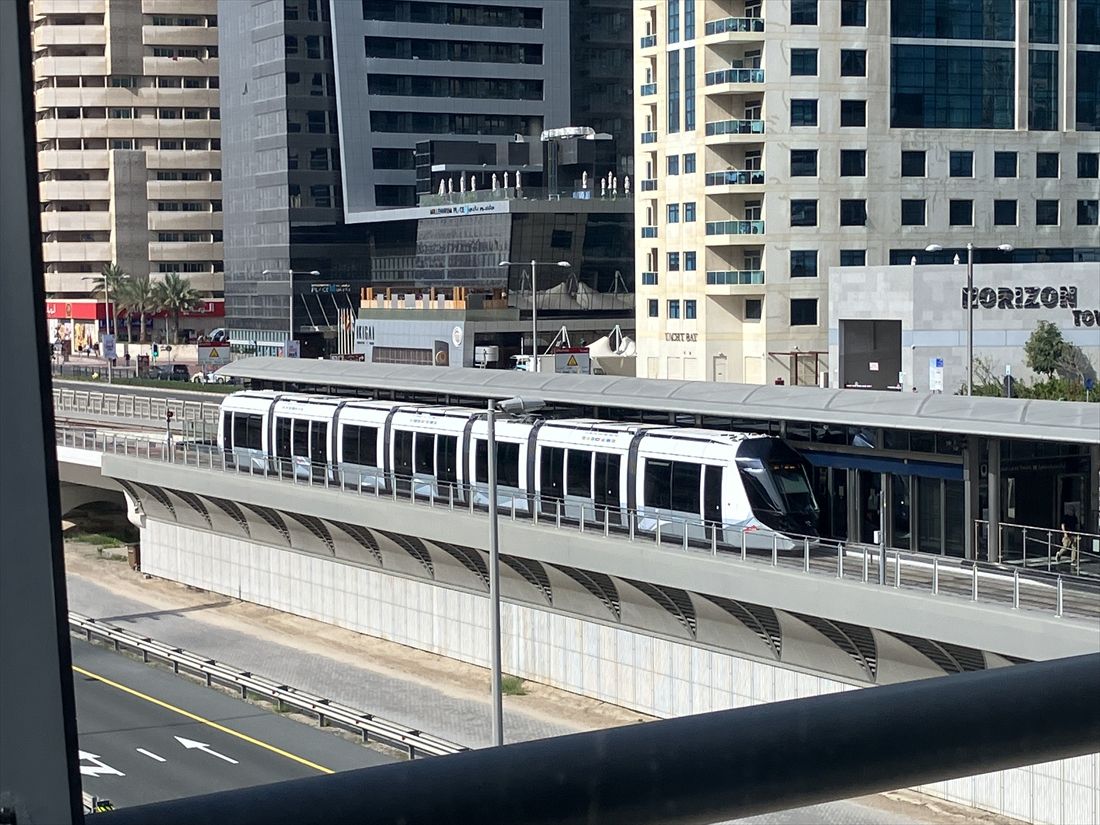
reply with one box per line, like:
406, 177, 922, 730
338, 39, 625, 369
498, 260, 570, 372
924, 243, 1013, 396
261, 269, 320, 355
83, 271, 128, 384
485, 395, 545, 746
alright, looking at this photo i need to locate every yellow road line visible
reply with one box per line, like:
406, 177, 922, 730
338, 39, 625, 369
73, 664, 334, 774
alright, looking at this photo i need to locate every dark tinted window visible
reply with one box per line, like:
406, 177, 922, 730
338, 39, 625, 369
840, 149, 866, 176
745, 299, 763, 320
791, 48, 818, 76
901, 150, 925, 176
791, 298, 818, 326
594, 453, 621, 507
293, 419, 309, 456
704, 465, 723, 521
567, 450, 591, 497
1079, 200, 1100, 225
276, 417, 292, 457
840, 49, 866, 76
1078, 153, 1100, 177
790, 250, 818, 277
791, 0, 817, 24
1028, 49, 1058, 130
791, 199, 818, 226
994, 151, 1017, 177
790, 149, 818, 176
497, 441, 521, 487
949, 150, 973, 176
841, 0, 866, 26
670, 461, 702, 514
233, 413, 262, 451
342, 424, 378, 466
840, 199, 867, 226
949, 199, 973, 226
890, 0, 1015, 39
415, 432, 434, 473
901, 199, 926, 225
395, 429, 414, 476
993, 199, 1017, 225
540, 446, 565, 500
840, 99, 866, 126
1035, 199, 1059, 225
437, 435, 458, 482
644, 459, 672, 509
891, 45, 1014, 129
310, 421, 328, 462
791, 99, 818, 126
839, 249, 866, 266
1036, 152, 1059, 178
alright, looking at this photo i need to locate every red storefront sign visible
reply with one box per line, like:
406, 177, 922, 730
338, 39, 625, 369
45, 301, 105, 320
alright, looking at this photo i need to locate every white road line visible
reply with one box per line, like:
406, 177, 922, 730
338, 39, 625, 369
136, 748, 166, 762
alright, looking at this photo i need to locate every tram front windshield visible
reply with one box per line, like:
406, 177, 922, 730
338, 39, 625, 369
736, 439, 819, 534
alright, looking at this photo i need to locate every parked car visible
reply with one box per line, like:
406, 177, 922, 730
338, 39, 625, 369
148, 364, 190, 381
191, 371, 227, 384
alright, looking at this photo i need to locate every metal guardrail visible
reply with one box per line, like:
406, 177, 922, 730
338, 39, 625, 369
53, 385, 221, 433
69, 612, 467, 759
55, 428, 1100, 623
975, 519, 1100, 578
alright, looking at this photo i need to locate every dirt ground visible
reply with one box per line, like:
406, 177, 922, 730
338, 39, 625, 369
64, 533, 1026, 825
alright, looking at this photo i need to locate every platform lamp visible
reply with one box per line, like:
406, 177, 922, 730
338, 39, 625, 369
924, 243, 1013, 396
498, 260, 570, 372
262, 269, 320, 354
484, 395, 545, 746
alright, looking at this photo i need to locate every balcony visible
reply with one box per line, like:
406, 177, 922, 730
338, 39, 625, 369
641, 272, 658, 285
704, 68, 765, 86
40, 211, 111, 233
641, 226, 658, 238
39, 180, 111, 201
41, 240, 112, 263
705, 119, 765, 137
705, 169, 765, 187
639, 34, 657, 49
640, 179, 658, 191
705, 220, 765, 236
705, 17, 765, 36
706, 270, 765, 285
640, 131, 658, 144
148, 241, 223, 261
640, 83, 657, 96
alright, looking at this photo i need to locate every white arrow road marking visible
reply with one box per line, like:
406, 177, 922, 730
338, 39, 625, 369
136, 748, 166, 762
174, 735, 239, 764
78, 750, 125, 778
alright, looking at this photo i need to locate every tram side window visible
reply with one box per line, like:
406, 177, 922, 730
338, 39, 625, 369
476, 439, 489, 483
292, 419, 309, 457
704, 465, 723, 521
644, 459, 673, 509
540, 446, 565, 499
222, 411, 232, 449
310, 421, 328, 463
437, 435, 458, 483
594, 453, 621, 506
341, 424, 378, 466
497, 442, 520, 487
275, 417, 291, 457
567, 450, 593, 497
233, 413, 263, 451
415, 432, 434, 474
394, 430, 413, 477
670, 461, 701, 515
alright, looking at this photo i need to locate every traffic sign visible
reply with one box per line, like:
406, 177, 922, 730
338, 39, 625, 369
197, 343, 230, 367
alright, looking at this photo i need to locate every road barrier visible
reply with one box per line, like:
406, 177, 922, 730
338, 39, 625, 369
69, 612, 468, 759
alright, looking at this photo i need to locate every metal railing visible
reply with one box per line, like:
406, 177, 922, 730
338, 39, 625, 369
55, 427, 1100, 623
705, 219, 765, 236
705, 68, 765, 85
975, 519, 1100, 578
53, 385, 221, 432
705, 16, 765, 35
69, 612, 467, 759
705, 169, 765, 186
639, 33, 657, 48
705, 118, 765, 136
640, 131, 658, 144
706, 269, 765, 285
640, 82, 657, 96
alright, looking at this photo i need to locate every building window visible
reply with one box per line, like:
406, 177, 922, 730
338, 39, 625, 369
642, 271, 659, 285
668, 252, 680, 271
1036, 152, 1059, 178
791, 0, 817, 25
745, 298, 763, 320
994, 151, 1018, 177
668, 203, 680, 223
840, 49, 867, 77
1079, 51, 1100, 130
949, 151, 973, 177
685, 299, 697, 319
994, 199, 1017, 226
668, 0, 679, 43
648, 299, 659, 318
901, 199, 926, 226
683, 202, 696, 222
840, 99, 866, 126
1078, 152, 1100, 178
668, 49, 680, 133
684, 251, 697, 270
901, 150, 925, 176
839, 249, 866, 266
684, 0, 695, 39
1029, 0, 1059, 43
949, 199, 973, 226
791, 48, 818, 76
668, 299, 681, 319
840, 149, 866, 176
684, 153, 696, 173
668, 155, 679, 175
790, 149, 818, 176
791, 99, 818, 126
1035, 199, 1059, 225
790, 250, 818, 277
684, 46, 696, 130
841, 0, 867, 26
891, 45, 1014, 129
840, 199, 867, 226
1028, 49, 1058, 131
791, 199, 818, 227
791, 298, 818, 326
1079, 200, 1100, 225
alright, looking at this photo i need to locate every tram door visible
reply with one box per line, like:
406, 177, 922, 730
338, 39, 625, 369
812, 467, 848, 541
859, 471, 882, 545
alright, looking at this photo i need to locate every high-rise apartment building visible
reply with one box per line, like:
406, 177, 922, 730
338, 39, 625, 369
32, 0, 223, 313
634, 0, 1100, 385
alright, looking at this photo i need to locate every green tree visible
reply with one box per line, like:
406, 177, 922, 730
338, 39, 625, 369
88, 263, 128, 341
152, 272, 200, 344
118, 273, 159, 344
1023, 321, 1067, 377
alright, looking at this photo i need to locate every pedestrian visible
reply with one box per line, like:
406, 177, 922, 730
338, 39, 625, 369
1056, 508, 1080, 566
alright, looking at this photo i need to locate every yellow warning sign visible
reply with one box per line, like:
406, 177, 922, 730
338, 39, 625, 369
566, 355, 578, 367
208, 347, 219, 358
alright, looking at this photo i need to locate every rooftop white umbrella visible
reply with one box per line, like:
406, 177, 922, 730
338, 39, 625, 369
582, 170, 588, 190
503, 171, 510, 188
460, 174, 466, 193
612, 175, 618, 194
492, 173, 499, 192
516, 171, 522, 189
624, 175, 630, 195
438, 179, 446, 196
601, 179, 607, 197
470, 175, 477, 192
447, 177, 453, 194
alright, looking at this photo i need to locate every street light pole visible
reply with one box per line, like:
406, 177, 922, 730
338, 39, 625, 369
262, 268, 319, 355
498, 260, 570, 372
965, 242, 974, 397
486, 397, 504, 747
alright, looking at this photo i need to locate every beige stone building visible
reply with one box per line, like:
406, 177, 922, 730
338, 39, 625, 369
32, 0, 223, 310
634, 0, 1100, 386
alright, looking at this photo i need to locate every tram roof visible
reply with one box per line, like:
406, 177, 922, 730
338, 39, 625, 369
218, 358, 1100, 445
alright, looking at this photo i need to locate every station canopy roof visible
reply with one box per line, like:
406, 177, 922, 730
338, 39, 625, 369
218, 358, 1100, 445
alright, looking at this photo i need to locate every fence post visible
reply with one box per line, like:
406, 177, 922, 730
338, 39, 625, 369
861, 546, 868, 582
604, 507, 610, 537
771, 534, 777, 566
1012, 568, 1020, 610
1046, 530, 1053, 572
682, 525, 688, 553
971, 563, 979, 601
556, 498, 561, 529
894, 550, 901, 588
711, 524, 718, 557
932, 557, 939, 594
579, 505, 585, 532
741, 529, 747, 561
1055, 576, 1063, 617
803, 537, 810, 572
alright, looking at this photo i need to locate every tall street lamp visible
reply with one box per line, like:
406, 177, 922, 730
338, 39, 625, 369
484, 394, 545, 746
83, 271, 128, 384
498, 260, 570, 372
924, 243, 1013, 396
262, 268, 319, 354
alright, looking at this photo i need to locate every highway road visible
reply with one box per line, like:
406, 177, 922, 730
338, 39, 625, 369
73, 639, 391, 808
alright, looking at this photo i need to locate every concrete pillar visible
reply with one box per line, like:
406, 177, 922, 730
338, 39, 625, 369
987, 439, 1001, 563
963, 438, 982, 560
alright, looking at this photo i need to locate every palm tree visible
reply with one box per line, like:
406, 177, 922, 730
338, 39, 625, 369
87, 263, 127, 341
152, 272, 201, 344
118, 273, 159, 344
